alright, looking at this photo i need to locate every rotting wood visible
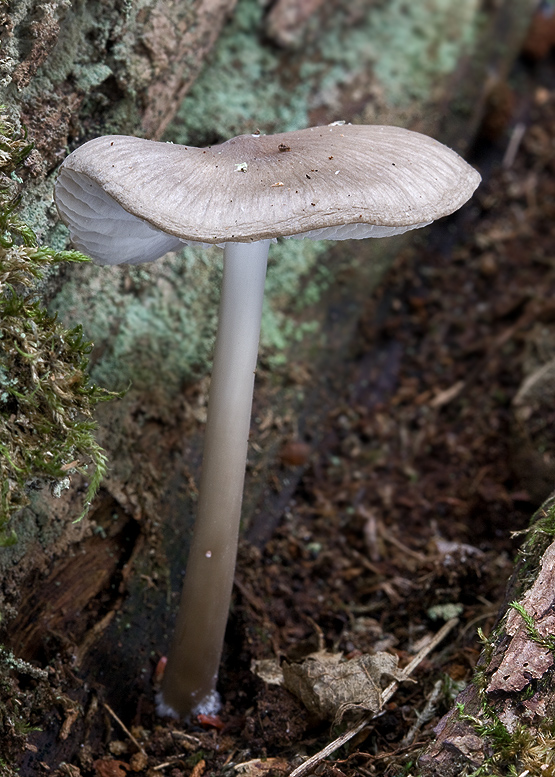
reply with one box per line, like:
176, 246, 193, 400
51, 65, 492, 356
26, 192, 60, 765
7, 500, 138, 661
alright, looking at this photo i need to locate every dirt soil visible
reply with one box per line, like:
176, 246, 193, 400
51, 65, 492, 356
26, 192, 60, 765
5, 41, 555, 777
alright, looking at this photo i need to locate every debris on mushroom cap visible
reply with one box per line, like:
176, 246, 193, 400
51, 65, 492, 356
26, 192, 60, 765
55, 124, 481, 264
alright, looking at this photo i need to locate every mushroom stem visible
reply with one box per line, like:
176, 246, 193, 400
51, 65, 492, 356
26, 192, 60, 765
158, 239, 270, 718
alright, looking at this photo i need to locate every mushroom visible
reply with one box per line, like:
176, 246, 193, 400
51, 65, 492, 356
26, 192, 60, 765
54, 123, 481, 718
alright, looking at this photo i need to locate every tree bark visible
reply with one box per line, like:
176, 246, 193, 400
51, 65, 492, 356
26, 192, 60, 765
1, 0, 237, 171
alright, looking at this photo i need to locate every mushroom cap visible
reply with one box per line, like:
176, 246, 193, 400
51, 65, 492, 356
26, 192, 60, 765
55, 124, 481, 265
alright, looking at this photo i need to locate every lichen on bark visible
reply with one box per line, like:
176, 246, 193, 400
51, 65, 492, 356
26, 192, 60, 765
0, 0, 238, 178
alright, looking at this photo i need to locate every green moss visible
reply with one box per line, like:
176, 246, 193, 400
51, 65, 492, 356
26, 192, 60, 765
0, 111, 114, 544
521, 498, 555, 549
508, 601, 555, 652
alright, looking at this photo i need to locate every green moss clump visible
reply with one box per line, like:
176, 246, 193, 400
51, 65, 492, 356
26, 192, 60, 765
457, 701, 555, 777
0, 111, 114, 546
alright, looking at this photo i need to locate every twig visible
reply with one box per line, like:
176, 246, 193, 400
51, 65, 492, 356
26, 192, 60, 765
103, 702, 146, 756
502, 122, 526, 169
288, 618, 459, 777
400, 677, 443, 748
152, 754, 189, 771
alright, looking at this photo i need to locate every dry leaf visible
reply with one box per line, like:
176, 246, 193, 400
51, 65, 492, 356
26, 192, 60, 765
251, 658, 284, 686
282, 650, 408, 723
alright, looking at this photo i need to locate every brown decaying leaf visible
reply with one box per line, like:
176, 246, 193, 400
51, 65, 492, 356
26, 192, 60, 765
190, 758, 206, 777
282, 650, 408, 722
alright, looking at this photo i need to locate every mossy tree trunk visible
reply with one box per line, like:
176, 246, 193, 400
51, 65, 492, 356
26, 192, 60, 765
419, 495, 555, 777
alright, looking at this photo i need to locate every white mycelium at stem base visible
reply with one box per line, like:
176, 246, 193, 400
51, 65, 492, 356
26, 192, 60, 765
157, 240, 270, 718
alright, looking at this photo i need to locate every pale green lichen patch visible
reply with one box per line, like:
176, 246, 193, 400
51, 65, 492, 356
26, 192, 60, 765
166, 0, 481, 146
369, 0, 480, 106
166, 0, 309, 143
261, 239, 329, 362
50, 237, 333, 388
50, 245, 221, 393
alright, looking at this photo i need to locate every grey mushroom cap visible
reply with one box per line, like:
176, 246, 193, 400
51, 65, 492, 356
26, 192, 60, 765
54, 124, 481, 266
